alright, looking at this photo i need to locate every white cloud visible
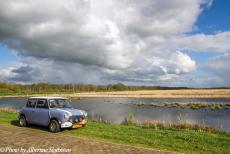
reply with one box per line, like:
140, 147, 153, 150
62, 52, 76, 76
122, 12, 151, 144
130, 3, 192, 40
173, 32, 230, 52
149, 51, 196, 74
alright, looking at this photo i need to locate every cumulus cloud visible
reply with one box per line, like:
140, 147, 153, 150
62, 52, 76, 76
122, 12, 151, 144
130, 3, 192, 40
0, 0, 134, 69
1, 0, 228, 86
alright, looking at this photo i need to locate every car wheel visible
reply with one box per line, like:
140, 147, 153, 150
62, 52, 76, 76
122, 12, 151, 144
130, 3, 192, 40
49, 119, 60, 133
19, 116, 27, 127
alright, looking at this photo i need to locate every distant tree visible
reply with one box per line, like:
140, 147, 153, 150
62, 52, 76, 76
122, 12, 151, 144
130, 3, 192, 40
112, 83, 127, 91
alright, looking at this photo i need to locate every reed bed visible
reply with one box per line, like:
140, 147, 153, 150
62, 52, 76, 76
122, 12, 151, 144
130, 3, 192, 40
89, 112, 222, 132
121, 112, 223, 132
70, 89, 230, 98
140, 121, 219, 132
1, 89, 230, 98
131, 102, 230, 110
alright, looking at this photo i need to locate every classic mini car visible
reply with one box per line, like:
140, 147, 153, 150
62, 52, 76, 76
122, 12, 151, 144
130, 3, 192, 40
19, 97, 87, 132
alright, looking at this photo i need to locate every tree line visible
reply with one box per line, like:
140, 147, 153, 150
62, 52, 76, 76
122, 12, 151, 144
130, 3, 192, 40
0, 82, 155, 95
0, 82, 190, 95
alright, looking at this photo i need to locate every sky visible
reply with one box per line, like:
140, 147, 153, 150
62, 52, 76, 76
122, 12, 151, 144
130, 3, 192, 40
0, 0, 230, 87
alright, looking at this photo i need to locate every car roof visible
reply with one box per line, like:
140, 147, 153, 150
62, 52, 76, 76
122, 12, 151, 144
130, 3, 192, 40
28, 96, 68, 100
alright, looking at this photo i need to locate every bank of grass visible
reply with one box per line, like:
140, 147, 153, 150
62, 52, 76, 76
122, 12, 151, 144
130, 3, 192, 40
0, 108, 18, 124
63, 121, 230, 154
0, 109, 229, 153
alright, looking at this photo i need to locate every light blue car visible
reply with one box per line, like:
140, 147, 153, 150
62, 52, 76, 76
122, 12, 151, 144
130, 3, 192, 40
19, 97, 87, 132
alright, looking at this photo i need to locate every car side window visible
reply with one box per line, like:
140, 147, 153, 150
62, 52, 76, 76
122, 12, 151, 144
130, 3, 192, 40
36, 99, 48, 109
26, 99, 36, 108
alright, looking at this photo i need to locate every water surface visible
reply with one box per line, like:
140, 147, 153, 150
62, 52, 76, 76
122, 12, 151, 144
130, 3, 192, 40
0, 97, 229, 130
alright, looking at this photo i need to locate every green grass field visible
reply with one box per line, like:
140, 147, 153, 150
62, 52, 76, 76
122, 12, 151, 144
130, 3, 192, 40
0, 110, 229, 154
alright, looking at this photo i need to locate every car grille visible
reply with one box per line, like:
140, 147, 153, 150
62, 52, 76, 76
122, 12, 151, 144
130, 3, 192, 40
69, 115, 86, 124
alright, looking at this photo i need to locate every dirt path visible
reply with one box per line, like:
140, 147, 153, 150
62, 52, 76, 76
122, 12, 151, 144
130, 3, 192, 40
0, 124, 175, 154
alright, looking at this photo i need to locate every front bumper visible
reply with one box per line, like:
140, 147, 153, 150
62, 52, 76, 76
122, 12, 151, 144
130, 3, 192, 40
60, 119, 87, 128
61, 121, 73, 128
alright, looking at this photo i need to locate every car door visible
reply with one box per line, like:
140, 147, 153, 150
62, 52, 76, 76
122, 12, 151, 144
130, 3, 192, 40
24, 99, 37, 123
32, 99, 50, 126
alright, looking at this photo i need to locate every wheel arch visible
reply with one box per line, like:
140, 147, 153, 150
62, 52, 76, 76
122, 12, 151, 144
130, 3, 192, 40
49, 117, 60, 125
19, 113, 25, 117
19, 113, 27, 121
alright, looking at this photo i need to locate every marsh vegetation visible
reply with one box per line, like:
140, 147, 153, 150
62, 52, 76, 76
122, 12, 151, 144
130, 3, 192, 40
131, 102, 230, 110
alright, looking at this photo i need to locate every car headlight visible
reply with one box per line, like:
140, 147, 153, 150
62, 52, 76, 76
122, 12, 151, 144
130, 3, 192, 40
64, 112, 71, 119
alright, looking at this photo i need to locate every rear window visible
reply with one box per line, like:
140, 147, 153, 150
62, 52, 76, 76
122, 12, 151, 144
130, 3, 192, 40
36, 99, 48, 108
26, 99, 36, 108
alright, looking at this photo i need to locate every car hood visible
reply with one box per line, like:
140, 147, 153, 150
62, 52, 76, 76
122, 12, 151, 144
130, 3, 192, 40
50, 108, 86, 116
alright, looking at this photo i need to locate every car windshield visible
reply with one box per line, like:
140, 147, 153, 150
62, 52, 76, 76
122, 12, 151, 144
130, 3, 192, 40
49, 99, 72, 108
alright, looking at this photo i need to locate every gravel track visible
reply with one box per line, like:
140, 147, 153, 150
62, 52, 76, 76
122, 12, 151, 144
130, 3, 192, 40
0, 124, 174, 154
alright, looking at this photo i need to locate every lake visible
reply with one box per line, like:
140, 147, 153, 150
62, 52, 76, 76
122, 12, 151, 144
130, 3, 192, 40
0, 97, 230, 130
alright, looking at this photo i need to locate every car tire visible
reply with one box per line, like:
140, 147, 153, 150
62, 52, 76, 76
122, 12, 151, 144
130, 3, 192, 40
19, 116, 27, 127
49, 119, 60, 133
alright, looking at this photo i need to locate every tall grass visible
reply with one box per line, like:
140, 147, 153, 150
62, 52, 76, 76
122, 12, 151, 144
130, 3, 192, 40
0, 108, 18, 113
121, 112, 224, 133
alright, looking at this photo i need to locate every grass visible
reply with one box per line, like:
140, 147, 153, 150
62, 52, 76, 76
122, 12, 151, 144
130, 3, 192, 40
131, 102, 230, 110
0, 109, 229, 154
63, 121, 230, 154
0, 109, 18, 124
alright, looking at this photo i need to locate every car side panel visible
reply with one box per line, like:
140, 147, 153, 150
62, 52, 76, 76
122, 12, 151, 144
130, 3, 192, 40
32, 108, 50, 126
